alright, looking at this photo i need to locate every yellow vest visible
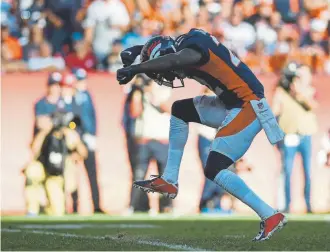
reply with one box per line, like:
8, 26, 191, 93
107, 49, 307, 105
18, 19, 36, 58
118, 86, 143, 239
277, 87, 318, 135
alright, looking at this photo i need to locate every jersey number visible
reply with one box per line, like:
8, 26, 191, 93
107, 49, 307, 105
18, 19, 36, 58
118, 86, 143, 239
228, 49, 241, 67
210, 35, 220, 46
210, 34, 241, 67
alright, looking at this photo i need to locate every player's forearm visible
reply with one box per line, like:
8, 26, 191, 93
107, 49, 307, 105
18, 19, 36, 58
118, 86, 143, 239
130, 48, 201, 75
130, 54, 181, 74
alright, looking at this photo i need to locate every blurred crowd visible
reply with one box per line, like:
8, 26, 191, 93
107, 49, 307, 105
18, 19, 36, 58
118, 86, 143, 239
1, 0, 330, 74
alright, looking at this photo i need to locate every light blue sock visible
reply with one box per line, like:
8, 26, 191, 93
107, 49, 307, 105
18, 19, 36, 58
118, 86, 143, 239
162, 116, 188, 184
214, 169, 275, 219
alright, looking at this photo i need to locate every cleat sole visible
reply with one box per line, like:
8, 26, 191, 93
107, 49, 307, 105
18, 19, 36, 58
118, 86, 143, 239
133, 183, 177, 199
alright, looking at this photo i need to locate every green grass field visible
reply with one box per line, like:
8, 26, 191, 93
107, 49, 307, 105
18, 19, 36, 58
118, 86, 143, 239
1, 214, 330, 251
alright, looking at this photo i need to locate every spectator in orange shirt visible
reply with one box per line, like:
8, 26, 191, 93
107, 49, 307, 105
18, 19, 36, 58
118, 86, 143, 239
1, 24, 23, 61
137, 0, 165, 22
136, 0, 165, 34
303, 0, 328, 19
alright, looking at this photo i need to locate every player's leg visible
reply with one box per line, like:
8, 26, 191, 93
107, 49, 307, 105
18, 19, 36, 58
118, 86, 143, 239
204, 103, 286, 241
133, 96, 227, 198
205, 152, 276, 219
161, 98, 202, 183
162, 95, 227, 183
133, 98, 199, 198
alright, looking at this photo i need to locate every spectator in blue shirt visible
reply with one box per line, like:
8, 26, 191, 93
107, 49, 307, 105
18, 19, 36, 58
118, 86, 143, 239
72, 68, 103, 213
34, 72, 62, 135
72, 68, 96, 135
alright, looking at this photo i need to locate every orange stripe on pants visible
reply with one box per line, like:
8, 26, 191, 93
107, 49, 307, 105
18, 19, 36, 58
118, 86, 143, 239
216, 103, 257, 138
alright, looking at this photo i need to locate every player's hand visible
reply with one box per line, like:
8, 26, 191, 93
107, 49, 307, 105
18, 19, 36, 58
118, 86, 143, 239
117, 67, 135, 85
120, 45, 143, 67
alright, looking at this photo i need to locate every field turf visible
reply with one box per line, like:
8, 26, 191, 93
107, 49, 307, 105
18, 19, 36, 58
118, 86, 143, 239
1, 214, 330, 251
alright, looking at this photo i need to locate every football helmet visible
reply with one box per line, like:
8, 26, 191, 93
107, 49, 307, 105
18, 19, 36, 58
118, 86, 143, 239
140, 36, 185, 88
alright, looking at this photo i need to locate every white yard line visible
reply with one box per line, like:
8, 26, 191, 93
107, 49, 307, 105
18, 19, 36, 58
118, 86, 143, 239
16, 224, 160, 229
1, 229, 21, 233
1, 228, 207, 251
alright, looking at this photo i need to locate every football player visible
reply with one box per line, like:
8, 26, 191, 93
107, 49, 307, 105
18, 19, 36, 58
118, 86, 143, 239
117, 28, 287, 241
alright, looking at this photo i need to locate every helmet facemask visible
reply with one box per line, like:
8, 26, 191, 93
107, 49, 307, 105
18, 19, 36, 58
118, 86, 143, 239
149, 70, 185, 88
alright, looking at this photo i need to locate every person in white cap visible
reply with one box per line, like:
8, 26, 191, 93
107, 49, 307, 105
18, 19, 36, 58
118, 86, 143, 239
301, 18, 328, 55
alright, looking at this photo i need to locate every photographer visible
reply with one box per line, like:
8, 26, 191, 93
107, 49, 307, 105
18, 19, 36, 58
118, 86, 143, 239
25, 72, 61, 216
25, 72, 87, 216
272, 62, 318, 213
122, 74, 172, 215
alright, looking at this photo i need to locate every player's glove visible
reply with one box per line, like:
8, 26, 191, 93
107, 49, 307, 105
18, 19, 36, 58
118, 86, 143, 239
117, 66, 135, 85
120, 45, 143, 67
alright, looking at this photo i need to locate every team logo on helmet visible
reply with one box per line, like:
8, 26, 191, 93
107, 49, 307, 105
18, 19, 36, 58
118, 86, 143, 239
141, 37, 163, 62
147, 40, 161, 58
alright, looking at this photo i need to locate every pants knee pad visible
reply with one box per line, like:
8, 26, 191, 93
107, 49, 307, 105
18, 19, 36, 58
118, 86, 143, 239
171, 99, 201, 123
204, 151, 234, 180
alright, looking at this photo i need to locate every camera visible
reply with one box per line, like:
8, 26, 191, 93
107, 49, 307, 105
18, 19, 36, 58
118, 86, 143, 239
279, 62, 300, 91
37, 111, 82, 176
51, 111, 82, 133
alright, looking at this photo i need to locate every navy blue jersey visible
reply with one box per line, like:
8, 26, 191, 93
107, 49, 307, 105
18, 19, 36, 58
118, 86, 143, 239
175, 28, 264, 108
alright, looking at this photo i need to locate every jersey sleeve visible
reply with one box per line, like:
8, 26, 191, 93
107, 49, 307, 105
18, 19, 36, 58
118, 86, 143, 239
175, 30, 211, 65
